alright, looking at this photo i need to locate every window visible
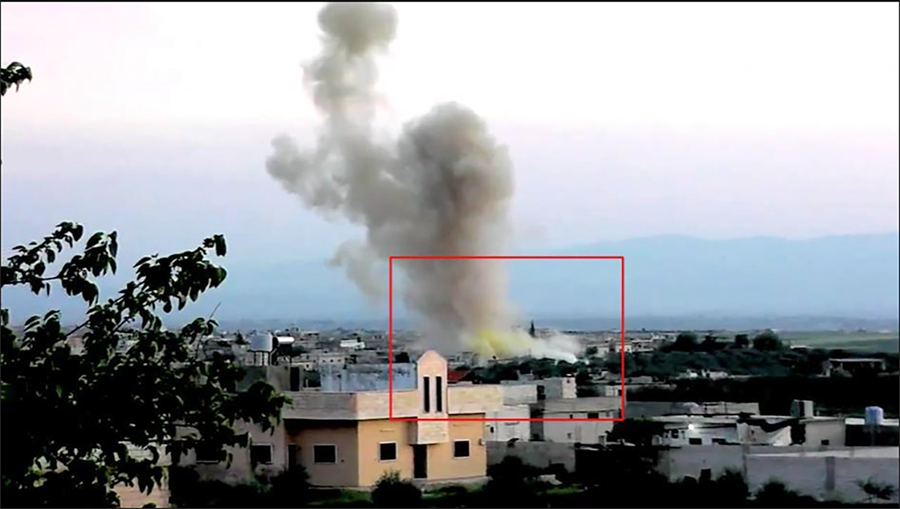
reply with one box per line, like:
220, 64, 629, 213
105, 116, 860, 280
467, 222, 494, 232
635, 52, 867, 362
423, 376, 431, 413
669, 430, 679, 439
195, 444, 225, 464
379, 442, 397, 462
314, 444, 337, 464
453, 440, 470, 458
290, 367, 301, 391
821, 440, 830, 446
587, 412, 599, 419
712, 438, 727, 445
689, 438, 703, 445
251, 444, 273, 465
489, 426, 495, 434
436, 376, 443, 412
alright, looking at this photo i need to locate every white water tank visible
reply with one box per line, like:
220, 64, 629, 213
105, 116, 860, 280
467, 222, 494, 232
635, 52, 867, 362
865, 406, 884, 426
249, 332, 275, 352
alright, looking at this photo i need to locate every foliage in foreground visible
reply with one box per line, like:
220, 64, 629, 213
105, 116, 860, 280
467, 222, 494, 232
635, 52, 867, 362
371, 471, 422, 508
1, 223, 289, 507
168, 467, 310, 508
1, 61, 32, 96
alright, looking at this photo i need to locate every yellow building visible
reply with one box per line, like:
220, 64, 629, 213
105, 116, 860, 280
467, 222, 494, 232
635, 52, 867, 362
182, 350, 503, 488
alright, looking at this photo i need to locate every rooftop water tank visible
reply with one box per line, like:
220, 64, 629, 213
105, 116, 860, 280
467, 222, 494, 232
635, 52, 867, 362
865, 406, 884, 426
791, 399, 814, 418
249, 332, 275, 352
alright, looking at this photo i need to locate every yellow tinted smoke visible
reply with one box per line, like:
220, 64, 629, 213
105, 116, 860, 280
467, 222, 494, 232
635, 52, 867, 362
471, 329, 531, 358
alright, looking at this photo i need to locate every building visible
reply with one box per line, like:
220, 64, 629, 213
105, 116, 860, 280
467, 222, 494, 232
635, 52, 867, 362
339, 338, 366, 350
531, 396, 621, 444
822, 358, 887, 377
177, 351, 503, 488
484, 383, 538, 443
644, 414, 846, 447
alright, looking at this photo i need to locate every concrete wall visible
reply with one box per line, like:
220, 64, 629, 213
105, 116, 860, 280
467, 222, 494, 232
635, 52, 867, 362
539, 378, 576, 400
498, 383, 538, 406
487, 441, 577, 472
486, 405, 531, 442
802, 419, 846, 447
626, 401, 760, 419
658, 446, 900, 504
183, 420, 289, 484
540, 415, 616, 445
286, 420, 360, 488
540, 396, 621, 416
448, 385, 504, 415
428, 415, 488, 482
320, 363, 416, 392
357, 419, 415, 486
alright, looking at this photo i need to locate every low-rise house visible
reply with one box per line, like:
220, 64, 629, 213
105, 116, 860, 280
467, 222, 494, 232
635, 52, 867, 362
626, 401, 761, 419
645, 413, 846, 447
531, 396, 621, 444
176, 351, 503, 488
822, 358, 887, 377
339, 338, 366, 350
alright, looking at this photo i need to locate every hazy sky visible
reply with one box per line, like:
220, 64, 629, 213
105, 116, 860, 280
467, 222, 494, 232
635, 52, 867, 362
2, 2, 898, 265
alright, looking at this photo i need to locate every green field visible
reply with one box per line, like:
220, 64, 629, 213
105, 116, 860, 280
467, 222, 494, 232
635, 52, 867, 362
778, 331, 899, 353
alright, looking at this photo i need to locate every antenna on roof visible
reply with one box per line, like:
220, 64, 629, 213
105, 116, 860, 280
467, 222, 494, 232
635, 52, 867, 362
208, 301, 222, 321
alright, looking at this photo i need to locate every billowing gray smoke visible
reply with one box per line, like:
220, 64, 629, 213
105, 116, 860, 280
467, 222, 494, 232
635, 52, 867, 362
266, 2, 578, 361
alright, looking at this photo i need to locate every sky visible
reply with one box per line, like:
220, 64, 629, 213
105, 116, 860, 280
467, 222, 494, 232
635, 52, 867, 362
2, 1, 899, 266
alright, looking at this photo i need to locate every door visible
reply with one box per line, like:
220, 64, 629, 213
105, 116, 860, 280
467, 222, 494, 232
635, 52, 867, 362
413, 445, 427, 479
287, 444, 300, 471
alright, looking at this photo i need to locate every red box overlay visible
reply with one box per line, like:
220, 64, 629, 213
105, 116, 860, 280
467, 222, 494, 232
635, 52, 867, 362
388, 255, 625, 422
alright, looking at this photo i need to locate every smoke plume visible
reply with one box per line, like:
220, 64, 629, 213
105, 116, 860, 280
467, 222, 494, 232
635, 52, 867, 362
266, 2, 579, 363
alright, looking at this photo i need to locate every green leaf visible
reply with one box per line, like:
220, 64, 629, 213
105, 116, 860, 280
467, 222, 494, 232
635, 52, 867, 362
46, 249, 56, 264
163, 301, 172, 313
73, 223, 84, 242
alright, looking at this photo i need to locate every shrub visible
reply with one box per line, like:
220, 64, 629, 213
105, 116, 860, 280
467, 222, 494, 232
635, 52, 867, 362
857, 477, 897, 503
371, 471, 421, 508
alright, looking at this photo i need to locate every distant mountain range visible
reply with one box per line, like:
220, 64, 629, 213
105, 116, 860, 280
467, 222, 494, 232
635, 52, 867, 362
2, 233, 898, 331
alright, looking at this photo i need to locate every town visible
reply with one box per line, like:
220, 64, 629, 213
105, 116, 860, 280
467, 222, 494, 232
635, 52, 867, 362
81, 325, 899, 507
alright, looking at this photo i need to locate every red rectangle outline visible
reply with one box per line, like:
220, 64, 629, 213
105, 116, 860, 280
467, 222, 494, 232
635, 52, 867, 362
388, 255, 625, 423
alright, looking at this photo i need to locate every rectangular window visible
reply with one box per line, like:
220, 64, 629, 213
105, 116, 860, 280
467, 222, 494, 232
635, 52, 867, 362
195, 444, 225, 464
453, 440, 470, 458
379, 442, 397, 462
587, 412, 599, 419
436, 376, 443, 412
314, 444, 337, 464
250, 444, 273, 465
689, 438, 703, 445
423, 376, 431, 413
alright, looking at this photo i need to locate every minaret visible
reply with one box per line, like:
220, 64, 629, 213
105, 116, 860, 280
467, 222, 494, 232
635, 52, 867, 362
529, 320, 536, 338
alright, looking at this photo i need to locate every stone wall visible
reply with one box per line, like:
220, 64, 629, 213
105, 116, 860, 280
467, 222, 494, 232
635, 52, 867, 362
659, 445, 900, 504
487, 441, 577, 472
